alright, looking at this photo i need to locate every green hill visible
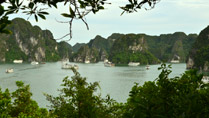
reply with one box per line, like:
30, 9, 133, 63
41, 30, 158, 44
0, 18, 72, 62
187, 25, 209, 71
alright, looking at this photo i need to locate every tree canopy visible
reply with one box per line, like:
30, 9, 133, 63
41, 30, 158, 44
0, 0, 160, 39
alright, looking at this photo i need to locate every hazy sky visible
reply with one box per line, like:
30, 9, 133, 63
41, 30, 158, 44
10, 0, 209, 45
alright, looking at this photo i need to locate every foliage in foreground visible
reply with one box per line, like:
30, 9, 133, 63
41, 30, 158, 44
122, 64, 209, 118
0, 81, 48, 118
45, 68, 119, 118
1, 64, 209, 118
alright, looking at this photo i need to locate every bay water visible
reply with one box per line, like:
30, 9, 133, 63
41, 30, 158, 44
0, 62, 186, 108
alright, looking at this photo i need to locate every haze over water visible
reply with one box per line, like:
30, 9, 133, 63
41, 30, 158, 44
0, 62, 186, 108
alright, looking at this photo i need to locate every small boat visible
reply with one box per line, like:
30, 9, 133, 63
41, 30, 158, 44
146, 65, 150, 70
13, 60, 23, 63
31, 61, 39, 65
104, 61, 115, 67
62, 63, 79, 70
170, 60, 180, 63
104, 59, 109, 63
85, 60, 90, 64
128, 62, 140, 66
6, 68, 14, 73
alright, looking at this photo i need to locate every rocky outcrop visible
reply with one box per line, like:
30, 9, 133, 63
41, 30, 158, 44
186, 25, 209, 71
186, 57, 194, 69
0, 39, 6, 62
128, 37, 147, 53
0, 18, 72, 62
72, 43, 85, 53
109, 34, 159, 64
72, 45, 99, 63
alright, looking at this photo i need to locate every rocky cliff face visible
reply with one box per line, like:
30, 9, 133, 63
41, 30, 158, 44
72, 43, 85, 53
109, 34, 159, 64
186, 25, 209, 71
0, 18, 72, 62
72, 45, 99, 63
71, 35, 113, 63
145, 32, 197, 62
72, 32, 196, 64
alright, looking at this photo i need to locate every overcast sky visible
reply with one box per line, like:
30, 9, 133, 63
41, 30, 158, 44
9, 0, 209, 45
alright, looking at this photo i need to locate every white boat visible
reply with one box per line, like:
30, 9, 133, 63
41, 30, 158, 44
170, 60, 180, 63
31, 61, 39, 65
104, 59, 109, 63
128, 62, 140, 66
104, 61, 115, 67
13, 60, 23, 63
6, 68, 14, 73
146, 65, 150, 70
62, 63, 79, 70
85, 60, 90, 64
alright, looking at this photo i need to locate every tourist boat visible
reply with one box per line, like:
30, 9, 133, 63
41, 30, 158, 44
6, 68, 14, 73
31, 61, 39, 65
146, 65, 150, 70
85, 60, 90, 64
128, 62, 140, 66
104, 61, 115, 67
104, 59, 109, 63
13, 60, 23, 63
62, 62, 79, 70
170, 60, 180, 63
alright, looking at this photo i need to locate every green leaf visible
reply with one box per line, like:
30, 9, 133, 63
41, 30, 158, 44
69, 7, 75, 17
34, 14, 38, 22
61, 13, 73, 18
0, 5, 4, 16
38, 13, 46, 20
29, 2, 34, 9
98, 6, 104, 10
39, 11, 49, 15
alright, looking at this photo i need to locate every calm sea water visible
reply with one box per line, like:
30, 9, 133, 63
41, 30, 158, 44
0, 62, 186, 108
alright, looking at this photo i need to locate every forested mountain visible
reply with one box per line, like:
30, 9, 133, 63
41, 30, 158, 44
72, 32, 197, 64
187, 25, 209, 71
71, 35, 113, 62
72, 45, 100, 63
145, 32, 197, 62
58, 41, 72, 60
72, 43, 85, 53
88, 35, 114, 53
109, 34, 159, 64
4, 18, 196, 64
0, 18, 72, 62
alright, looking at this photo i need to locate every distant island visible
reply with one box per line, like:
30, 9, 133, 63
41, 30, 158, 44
1, 18, 209, 71
0, 18, 72, 62
71, 32, 197, 65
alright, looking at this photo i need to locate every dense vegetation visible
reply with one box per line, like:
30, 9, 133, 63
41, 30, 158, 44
1, 64, 209, 117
